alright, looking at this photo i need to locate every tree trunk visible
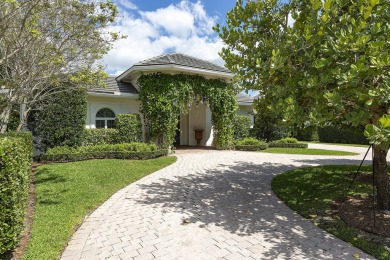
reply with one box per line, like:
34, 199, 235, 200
17, 105, 30, 131
373, 144, 390, 210
0, 104, 13, 133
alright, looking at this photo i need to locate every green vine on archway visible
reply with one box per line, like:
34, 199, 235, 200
138, 73, 237, 149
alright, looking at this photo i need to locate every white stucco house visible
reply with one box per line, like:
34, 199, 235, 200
87, 53, 256, 147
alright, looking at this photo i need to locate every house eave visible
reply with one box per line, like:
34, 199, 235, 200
87, 92, 139, 99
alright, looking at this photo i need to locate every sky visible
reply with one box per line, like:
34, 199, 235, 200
103, 0, 237, 76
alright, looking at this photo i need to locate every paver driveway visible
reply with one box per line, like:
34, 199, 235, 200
62, 144, 376, 260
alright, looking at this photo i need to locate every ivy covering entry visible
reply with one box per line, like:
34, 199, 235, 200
138, 73, 238, 149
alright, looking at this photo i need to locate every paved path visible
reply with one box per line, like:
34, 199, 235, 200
62, 144, 376, 260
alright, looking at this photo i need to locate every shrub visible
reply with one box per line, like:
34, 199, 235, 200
83, 128, 118, 145
114, 114, 143, 143
318, 125, 368, 145
0, 132, 32, 256
234, 137, 268, 151
233, 115, 251, 140
42, 143, 164, 162
250, 102, 288, 142
268, 141, 308, 148
293, 126, 319, 141
273, 137, 298, 144
29, 87, 87, 150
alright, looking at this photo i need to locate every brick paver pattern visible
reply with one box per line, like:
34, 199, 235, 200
62, 144, 376, 260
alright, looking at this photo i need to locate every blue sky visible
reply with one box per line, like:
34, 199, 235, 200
103, 0, 238, 76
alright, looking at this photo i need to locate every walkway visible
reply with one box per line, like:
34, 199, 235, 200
62, 144, 375, 260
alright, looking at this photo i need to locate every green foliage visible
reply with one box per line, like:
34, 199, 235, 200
269, 141, 308, 148
114, 114, 142, 143
233, 115, 251, 140
277, 137, 299, 143
250, 102, 288, 142
43, 143, 164, 162
235, 137, 268, 151
0, 132, 32, 256
235, 137, 264, 146
29, 88, 87, 150
364, 115, 390, 150
83, 128, 118, 145
138, 73, 237, 149
293, 126, 319, 142
216, 0, 389, 142
319, 125, 368, 145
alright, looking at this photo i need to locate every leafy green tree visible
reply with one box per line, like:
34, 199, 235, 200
251, 101, 287, 142
233, 115, 251, 140
29, 87, 87, 150
215, 0, 390, 209
0, 0, 122, 132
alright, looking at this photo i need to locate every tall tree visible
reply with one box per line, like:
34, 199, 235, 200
215, 0, 390, 209
0, 0, 122, 132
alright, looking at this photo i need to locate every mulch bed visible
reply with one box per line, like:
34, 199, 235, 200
339, 172, 390, 237
9, 163, 41, 260
339, 195, 390, 237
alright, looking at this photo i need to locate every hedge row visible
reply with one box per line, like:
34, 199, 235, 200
268, 142, 308, 148
42, 150, 167, 163
318, 126, 368, 145
83, 114, 143, 146
0, 132, 32, 256
41, 143, 166, 162
235, 145, 268, 151
83, 129, 117, 145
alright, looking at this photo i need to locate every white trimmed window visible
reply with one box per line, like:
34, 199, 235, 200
95, 108, 115, 129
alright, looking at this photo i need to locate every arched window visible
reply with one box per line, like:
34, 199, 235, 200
96, 108, 115, 129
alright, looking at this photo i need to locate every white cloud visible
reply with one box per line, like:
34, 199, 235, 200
102, 0, 224, 75
116, 0, 137, 10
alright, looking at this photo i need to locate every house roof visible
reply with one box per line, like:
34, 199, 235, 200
132, 53, 231, 74
89, 76, 139, 95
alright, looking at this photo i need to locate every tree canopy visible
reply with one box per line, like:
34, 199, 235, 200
215, 0, 390, 209
0, 0, 123, 132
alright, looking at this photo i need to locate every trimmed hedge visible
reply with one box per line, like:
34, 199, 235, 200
268, 142, 308, 148
114, 114, 143, 143
42, 143, 166, 162
0, 132, 32, 256
234, 137, 268, 151
235, 145, 268, 151
29, 88, 87, 150
318, 125, 368, 145
83, 128, 118, 145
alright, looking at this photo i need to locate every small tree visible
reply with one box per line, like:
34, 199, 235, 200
216, 0, 390, 209
0, 0, 122, 132
29, 87, 87, 150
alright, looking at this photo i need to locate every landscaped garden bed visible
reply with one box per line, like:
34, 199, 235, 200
272, 165, 390, 259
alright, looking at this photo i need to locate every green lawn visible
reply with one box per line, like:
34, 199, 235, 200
24, 157, 176, 260
307, 141, 369, 148
259, 147, 358, 156
272, 165, 390, 260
